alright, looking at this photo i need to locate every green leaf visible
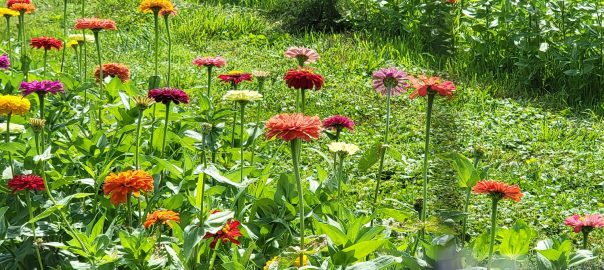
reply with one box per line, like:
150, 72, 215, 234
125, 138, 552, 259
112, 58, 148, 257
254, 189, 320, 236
499, 220, 536, 260
335, 240, 387, 263
358, 141, 383, 172
195, 165, 252, 189
442, 152, 481, 188
471, 232, 491, 261
29, 204, 64, 224
568, 250, 596, 267
348, 255, 403, 270
316, 222, 349, 246
148, 75, 160, 90
148, 156, 183, 178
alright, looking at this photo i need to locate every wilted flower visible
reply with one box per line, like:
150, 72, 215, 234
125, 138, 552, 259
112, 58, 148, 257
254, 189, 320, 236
564, 214, 604, 233
223, 90, 262, 103
266, 113, 322, 142
284, 68, 324, 90
144, 210, 180, 229
74, 18, 117, 31
323, 115, 354, 132
0, 53, 10, 69
284, 47, 319, 66
407, 75, 456, 99
472, 180, 523, 202
328, 142, 359, 156
0, 95, 30, 115
372, 67, 408, 96
30, 37, 63, 51
103, 170, 154, 205
204, 219, 243, 249
94, 63, 130, 82
28, 118, 45, 132
132, 95, 155, 110
20, 80, 64, 97
148, 87, 189, 105
193, 56, 226, 68
8, 174, 44, 192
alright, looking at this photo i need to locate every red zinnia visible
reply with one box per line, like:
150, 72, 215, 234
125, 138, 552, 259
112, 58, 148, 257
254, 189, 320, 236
407, 75, 456, 99
6, 0, 29, 7
218, 71, 253, 87
266, 113, 322, 142
204, 219, 243, 249
472, 180, 523, 202
148, 87, 190, 105
30, 37, 63, 51
74, 18, 117, 31
8, 174, 45, 192
284, 68, 324, 90
94, 63, 130, 82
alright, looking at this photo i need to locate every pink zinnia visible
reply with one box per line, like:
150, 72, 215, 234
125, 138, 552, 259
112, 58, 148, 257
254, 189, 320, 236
193, 56, 226, 68
372, 67, 408, 96
407, 75, 456, 99
323, 115, 354, 132
20, 80, 64, 97
564, 214, 604, 233
0, 53, 9, 69
472, 180, 523, 202
148, 88, 189, 105
284, 46, 320, 65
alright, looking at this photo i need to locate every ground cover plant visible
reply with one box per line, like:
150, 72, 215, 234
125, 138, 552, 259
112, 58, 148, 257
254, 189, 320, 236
0, 0, 604, 269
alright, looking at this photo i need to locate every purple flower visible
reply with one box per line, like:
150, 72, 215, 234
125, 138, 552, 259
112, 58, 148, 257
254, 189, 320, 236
323, 115, 355, 132
0, 54, 10, 70
20, 80, 65, 97
148, 88, 189, 105
372, 67, 408, 96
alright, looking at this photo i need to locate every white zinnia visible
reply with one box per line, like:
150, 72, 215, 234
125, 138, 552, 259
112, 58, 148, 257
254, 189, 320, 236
0, 123, 25, 134
223, 90, 263, 102
328, 142, 359, 155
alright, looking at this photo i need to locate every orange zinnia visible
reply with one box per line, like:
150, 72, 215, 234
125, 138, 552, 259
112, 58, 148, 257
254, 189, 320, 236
265, 113, 322, 142
103, 170, 153, 205
74, 18, 117, 31
95, 63, 130, 82
472, 180, 523, 202
139, 0, 174, 13
144, 209, 180, 228
9, 2, 34, 13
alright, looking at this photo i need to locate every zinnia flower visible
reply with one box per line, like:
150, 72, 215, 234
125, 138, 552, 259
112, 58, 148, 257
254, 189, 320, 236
148, 87, 189, 105
143, 209, 180, 229
8, 174, 44, 192
284, 47, 319, 65
223, 90, 262, 103
28, 118, 45, 132
472, 180, 523, 202
203, 219, 243, 249
372, 67, 408, 96
193, 56, 226, 68
264, 257, 279, 270
30, 37, 63, 51
0, 7, 19, 17
265, 113, 322, 142
6, 0, 29, 7
284, 68, 324, 90
323, 115, 354, 132
20, 80, 64, 97
0, 122, 24, 133
8, 2, 34, 13
68, 33, 95, 44
74, 18, 117, 31
94, 63, 130, 82
139, 0, 174, 13
160, 7, 177, 16
132, 95, 155, 110
252, 70, 270, 79
407, 75, 456, 99
66, 40, 79, 49
564, 214, 604, 233
328, 142, 359, 156
0, 94, 30, 115
103, 170, 154, 205
0, 53, 10, 69
218, 70, 253, 87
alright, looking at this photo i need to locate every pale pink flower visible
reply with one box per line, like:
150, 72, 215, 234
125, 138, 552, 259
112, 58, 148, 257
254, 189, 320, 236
284, 47, 319, 65
564, 214, 604, 233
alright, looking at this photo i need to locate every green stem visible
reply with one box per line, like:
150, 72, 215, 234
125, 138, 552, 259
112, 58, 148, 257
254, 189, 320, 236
38, 93, 45, 152
488, 198, 499, 269
93, 30, 103, 130
135, 110, 143, 169
6, 16, 11, 64
163, 15, 171, 87
43, 49, 47, 75
206, 67, 213, 98
582, 230, 589, 250
197, 160, 206, 223
161, 103, 170, 158
60, 0, 67, 72
421, 93, 435, 223
336, 153, 345, 216
5, 113, 13, 175
150, 104, 157, 150
249, 80, 265, 165
460, 188, 471, 247
82, 30, 87, 82
231, 103, 237, 148
126, 192, 132, 228
25, 192, 44, 270
290, 139, 305, 264
371, 86, 392, 216
300, 89, 306, 113
153, 10, 159, 78
209, 240, 221, 269
18, 12, 24, 57
33, 131, 40, 155
239, 103, 246, 182
75, 46, 81, 82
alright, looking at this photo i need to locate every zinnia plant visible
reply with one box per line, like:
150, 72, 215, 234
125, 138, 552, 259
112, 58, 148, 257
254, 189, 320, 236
266, 113, 322, 264
148, 87, 189, 158
139, 0, 174, 82
249, 70, 270, 164
327, 141, 359, 214
284, 46, 320, 67
132, 96, 155, 169
144, 209, 180, 249
204, 216, 243, 269
0, 8, 19, 62
94, 62, 130, 83
30, 36, 63, 74
103, 170, 154, 226
407, 75, 456, 224
564, 214, 604, 249
20, 80, 64, 151
0, 94, 29, 174
370, 67, 408, 212
193, 56, 226, 98
8, 0, 35, 58
472, 180, 523, 268
283, 68, 324, 113
0, 53, 9, 70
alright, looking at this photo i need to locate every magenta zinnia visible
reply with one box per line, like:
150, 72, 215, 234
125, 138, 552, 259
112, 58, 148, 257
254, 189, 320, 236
323, 115, 355, 132
148, 87, 189, 105
0, 53, 9, 69
372, 67, 408, 96
20, 80, 64, 97
218, 71, 253, 88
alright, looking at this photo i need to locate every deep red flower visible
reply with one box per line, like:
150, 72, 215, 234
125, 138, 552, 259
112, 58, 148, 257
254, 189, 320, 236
323, 115, 355, 132
284, 68, 324, 90
203, 219, 243, 249
266, 113, 322, 142
30, 37, 63, 51
6, 0, 29, 8
148, 87, 189, 105
407, 75, 456, 99
218, 71, 253, 87
472, 180, 523, 202
8, 174, 45, 192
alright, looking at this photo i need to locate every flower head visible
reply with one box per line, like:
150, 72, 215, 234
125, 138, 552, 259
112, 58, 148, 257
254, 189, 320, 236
20, 80, 64, 97
94, 63, 130, 82
323, 115, 354, 132
193, 56, 226, 68
8, 1, 34, 13
103, 170, 154, 205
564, 214, 604, 233
0, 53, 10, 69
223, 90, 262, 103
148, 88, 190, 105
0, 123, 24, 134
74, 18, 117, 31
6, 0, 29, 7
8, 174, 45, 192
472, 180, 523, 202
0, 7, 19, 17
284, 68, 324, 90
218, 71, 253, 87
68, 33, 95, 44
30, 37, 63, 51
372, 67, 408, 96
139, 0, 174, 13
160, 7, 177, 17
204, 219, 243, 249
407, 75, 456, 99
266, 113, 322, 142
0, 95, 30, 115
144, 210, 180, 229
28, 118, 45, 132
328, 142, 359, 156
132, 95, 155, 110
66, 40, 79, 49
284, 47, 319, 65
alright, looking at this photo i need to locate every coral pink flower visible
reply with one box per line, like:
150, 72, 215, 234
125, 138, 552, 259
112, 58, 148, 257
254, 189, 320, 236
372, 67, 408, 96
266, 113, 322, 142
193, 56, 226, 68
94, 63, 130, 82
8, 174, 45, 192
30, 37, 63, 51
74, 18, 117, 31
284, 46, 319, 65
204, 219, 243, 249
472, 180, 523, 202
148, 87, 189, 105
284, 68, 324, 90
407, 75, 456, 99
564, 214, 604, 233
323, 115, 354, 132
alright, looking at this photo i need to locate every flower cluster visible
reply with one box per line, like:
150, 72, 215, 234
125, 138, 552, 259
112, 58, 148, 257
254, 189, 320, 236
564, 214, 604, 233
103, 170, 154, 205
284, 68, 324, 90
472, 180, 523, 202
266, 113, 322, 142
0, 95, 30, 115
407, 75, 456, 99
30, 36, 63, 50
223, 90, 262, 103
20, 80, 64, 97
75, 18, 117, 31
95, 63, 130, 82
144, 209, 180, 229
148, 88, 190, 105
323, 115, 354, 132
8, 174, 45, 192
193, 56, 226, 68
327, 142, 359, 156
372, 67, 408, 96
204, 219, 243, 249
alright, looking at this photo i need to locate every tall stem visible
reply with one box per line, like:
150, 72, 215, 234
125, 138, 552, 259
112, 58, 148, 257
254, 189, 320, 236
153, 10, 159, 78
336, 153, 345, 215
250, 80, 264, 165
60, 0, 67, 72
300, 89, 306, 113
126, 192, 132, 227
488, 198, 499, 269
43, 49, 47, 75
18, 12, 25, 57
38, 94, 45, 152
421, 93, 435, 222
461, 156, 480, 247
582, 230, 589, 250
82, 30, 87, 82
164, 15, 172, 87
25, 192, 44, 270
6, 17, 11, 63
230, 103, 237, 147
161, 103, 170, 158
93, 30, 103, 130
290, 139, 305, 264
5, 113, 13, 175
239, 103, 246, 181
371, 86, 392, 212
206, 67, 213, 98
135, 110, 143, 169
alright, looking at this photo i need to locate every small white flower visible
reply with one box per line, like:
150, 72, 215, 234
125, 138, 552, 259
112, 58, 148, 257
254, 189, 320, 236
0, 123, 25, 134
328, 142, 359, 155
223, 90, 263, 102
